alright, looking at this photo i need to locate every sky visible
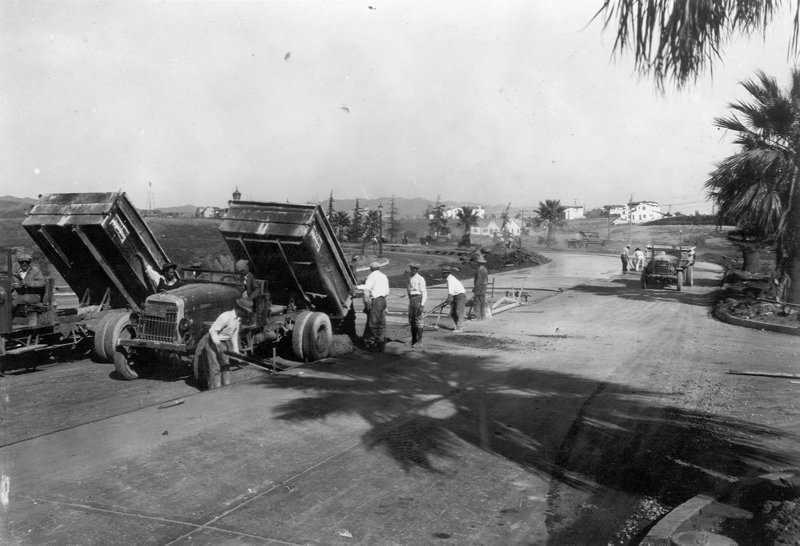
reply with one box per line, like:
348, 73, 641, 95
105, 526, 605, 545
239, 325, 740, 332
2, 1, 799, 214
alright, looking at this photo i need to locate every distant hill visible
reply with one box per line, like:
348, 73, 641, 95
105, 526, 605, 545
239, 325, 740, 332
0, 195, 36, 218
155, 204, 199, 216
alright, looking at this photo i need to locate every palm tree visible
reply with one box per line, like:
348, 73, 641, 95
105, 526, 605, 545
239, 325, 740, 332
361, 209, 381, 255
330, 210, 351, 241
455, 205, 481, 247
706, 69, 800, 301
594, 0, 800, 89
535, 200, 565, 247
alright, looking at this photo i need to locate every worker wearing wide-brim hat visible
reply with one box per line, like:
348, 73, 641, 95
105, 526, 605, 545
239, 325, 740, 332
358, 261, 390, 352
406, 263, 427, 347
472, 254, 490, 320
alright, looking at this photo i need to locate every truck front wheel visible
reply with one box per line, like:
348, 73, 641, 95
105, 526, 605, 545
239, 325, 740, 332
193, 333, 221, 390
686, 266, 694, 287
113, 323, 140, 380
304, 312, 332, 361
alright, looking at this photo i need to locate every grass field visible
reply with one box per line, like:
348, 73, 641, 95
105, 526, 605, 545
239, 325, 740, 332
1, 211, 739, 286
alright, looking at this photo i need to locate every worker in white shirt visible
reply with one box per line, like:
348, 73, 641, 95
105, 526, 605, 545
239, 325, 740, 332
444, 267, 466, 332
200, 297, 251, 389
359, 261, 390, 352
406, 263, 427, 347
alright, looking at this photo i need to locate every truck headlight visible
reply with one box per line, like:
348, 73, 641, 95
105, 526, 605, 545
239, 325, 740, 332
129, 311, 140, 324
178, 318, 192, 335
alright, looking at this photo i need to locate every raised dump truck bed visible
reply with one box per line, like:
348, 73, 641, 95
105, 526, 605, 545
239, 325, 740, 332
22, 192, 170, 311
118, 200, 359, 388
219, 201, 357, 319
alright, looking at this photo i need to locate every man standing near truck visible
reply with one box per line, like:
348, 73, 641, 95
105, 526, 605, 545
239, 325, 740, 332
444, 267, 467, 332
12, 253, 46, 324
621, 245, 631, 273
406, 263, 427, 347
472, 255, 489, 320
360, 261, 389, 352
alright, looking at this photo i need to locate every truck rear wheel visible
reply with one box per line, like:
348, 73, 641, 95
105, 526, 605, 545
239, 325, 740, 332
113, 323, 140, 380
304, 312, 332, 361
291, 311, 313, 361
193, 333, 221, 391
676, 271, 683, 292
686, 266, 694, 287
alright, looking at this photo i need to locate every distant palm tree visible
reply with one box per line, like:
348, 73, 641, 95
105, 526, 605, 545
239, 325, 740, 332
535, 200, 565, 247
706, 69, 800, 301
456, 205, 481, 247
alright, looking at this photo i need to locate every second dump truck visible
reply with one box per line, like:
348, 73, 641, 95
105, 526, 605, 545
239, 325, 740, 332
117, 200, 358, 389
1, 192, 169, 372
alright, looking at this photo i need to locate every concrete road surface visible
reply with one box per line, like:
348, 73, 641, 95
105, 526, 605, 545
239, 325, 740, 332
2, 253, 799, 545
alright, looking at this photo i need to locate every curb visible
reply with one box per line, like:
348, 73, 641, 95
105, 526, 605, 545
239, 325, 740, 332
640, 494, 752, 546
714, 307, 800, 336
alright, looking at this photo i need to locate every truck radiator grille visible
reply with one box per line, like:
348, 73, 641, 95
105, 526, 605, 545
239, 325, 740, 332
653, 263, 673, 275
140, 302, 179, 342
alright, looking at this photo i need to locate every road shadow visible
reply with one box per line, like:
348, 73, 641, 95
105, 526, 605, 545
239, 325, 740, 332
570, 277, 715, 308
257, 348, 799, 544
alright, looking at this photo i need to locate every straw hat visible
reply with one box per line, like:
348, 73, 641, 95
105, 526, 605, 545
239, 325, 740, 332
235, 297, 253, 313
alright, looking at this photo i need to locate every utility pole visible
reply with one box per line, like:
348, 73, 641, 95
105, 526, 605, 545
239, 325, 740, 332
628, 193, 633, 245
147, 181, 154, 214
378, 201, 383, 257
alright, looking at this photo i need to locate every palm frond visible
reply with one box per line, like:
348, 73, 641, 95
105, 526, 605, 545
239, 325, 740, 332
595, 0, 799, 88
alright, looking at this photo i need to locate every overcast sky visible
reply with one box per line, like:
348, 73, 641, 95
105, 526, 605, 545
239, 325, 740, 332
2, 1, 798, 213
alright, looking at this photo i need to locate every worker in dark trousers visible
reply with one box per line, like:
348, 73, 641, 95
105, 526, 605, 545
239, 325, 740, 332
406, 263, 427, 347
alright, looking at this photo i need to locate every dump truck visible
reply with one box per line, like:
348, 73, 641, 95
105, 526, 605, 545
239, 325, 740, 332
640, 243, 696, 291
0, 192, 170, 372
116, 200, 359, 389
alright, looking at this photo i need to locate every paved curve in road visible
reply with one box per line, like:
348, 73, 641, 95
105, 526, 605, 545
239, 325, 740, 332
2, 253, 798, 545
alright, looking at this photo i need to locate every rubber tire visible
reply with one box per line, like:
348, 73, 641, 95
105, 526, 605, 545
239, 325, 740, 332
92, 312, 115, 362
304, 312, 332, 361
676, 271, 683, 292
113, 323, 139, 380
104, 313, 131, 363
291, 311, 314, 361
641, 272, 648, 289
686, 266, 694, 287
193, 333, 221, 391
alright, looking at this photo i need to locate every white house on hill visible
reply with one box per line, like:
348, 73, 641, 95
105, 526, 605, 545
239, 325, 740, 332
609, 201, 663, 224
441, 205, 486, 220
561, 205, 585, 220
470, 218, 521, 237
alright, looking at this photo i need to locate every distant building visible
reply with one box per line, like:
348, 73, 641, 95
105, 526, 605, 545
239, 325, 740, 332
470, 218, 521, 237
607, 201, 663, 224
471, 219, 501, 236
441, 205, 486, 220
196, 206, 224, 219
561, 205, 585, 220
